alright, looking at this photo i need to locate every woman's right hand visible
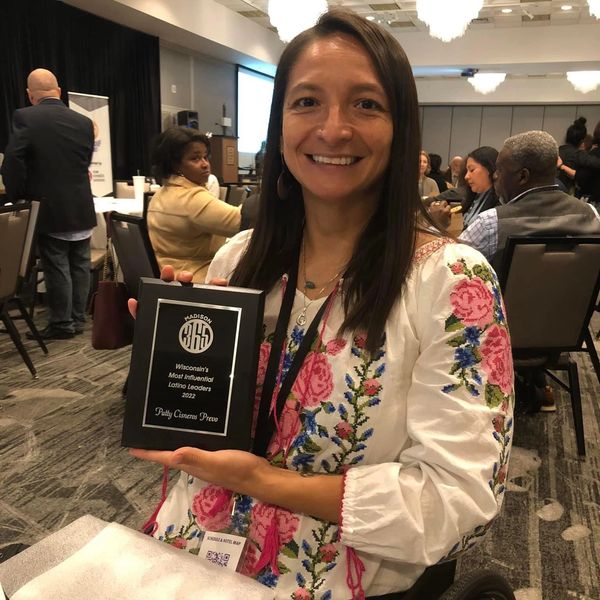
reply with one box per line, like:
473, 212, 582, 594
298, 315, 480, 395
127, 266, 228, 319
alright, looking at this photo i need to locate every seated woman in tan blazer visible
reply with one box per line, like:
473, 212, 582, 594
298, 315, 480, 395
147, 127, 241, 282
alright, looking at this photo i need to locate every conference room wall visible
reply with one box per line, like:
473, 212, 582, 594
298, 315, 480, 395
160, 45, 237, 137
420, 104, 600, 167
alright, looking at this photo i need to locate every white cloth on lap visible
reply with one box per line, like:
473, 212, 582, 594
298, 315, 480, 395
12, 522, 274, 600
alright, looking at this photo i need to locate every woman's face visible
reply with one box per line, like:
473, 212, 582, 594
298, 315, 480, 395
281, 34, 393, 207
177, 141, 210, 186
419, 153, 429, 177
464, 157, 492, 194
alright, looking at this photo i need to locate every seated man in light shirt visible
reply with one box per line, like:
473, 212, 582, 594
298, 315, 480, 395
460, 130, 600, 272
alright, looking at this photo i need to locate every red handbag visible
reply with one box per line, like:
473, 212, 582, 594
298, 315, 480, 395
91, 240, 134, 349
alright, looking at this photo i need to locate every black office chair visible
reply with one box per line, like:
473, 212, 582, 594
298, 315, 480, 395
108, 211, 160, 299
498, 235, 600, 456
108, 212, 160, 395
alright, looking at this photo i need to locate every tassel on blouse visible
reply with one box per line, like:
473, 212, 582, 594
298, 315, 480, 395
254, 510, 281, 576
206, 488, 233, 517
142, 464, 170, 535
346, 547, 366, 600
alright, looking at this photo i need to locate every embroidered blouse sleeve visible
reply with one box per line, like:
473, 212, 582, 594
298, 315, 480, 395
341, 243, 514, 565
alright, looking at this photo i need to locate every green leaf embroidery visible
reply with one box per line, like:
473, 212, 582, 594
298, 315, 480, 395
280, 545, 296, 558
445, 314, 465, 332
302, 438, 323, 454
485, 383, 505, 408
447, 333, 466, 347
472, 263, 494, 282
277, 560, 291, 574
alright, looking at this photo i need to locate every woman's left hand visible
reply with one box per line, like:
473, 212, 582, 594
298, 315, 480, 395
129, 447, 269, 493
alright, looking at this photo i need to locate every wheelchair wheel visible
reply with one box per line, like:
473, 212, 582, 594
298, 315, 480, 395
439, 569, 516, 600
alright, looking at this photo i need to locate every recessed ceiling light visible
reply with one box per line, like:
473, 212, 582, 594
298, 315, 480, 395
366, 15, 376, 21
501, 8, 513, 13
561, 4, 573, 10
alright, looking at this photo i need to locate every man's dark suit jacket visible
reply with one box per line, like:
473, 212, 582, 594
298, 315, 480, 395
1, 98, 96, 234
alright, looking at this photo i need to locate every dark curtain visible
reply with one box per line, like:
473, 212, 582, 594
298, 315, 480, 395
0, 0, 160, 180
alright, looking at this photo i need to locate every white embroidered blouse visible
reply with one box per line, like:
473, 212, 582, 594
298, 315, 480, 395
152, 230, 514, 599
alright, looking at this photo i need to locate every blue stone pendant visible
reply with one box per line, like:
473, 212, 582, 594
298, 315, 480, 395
305, 280, 316, 290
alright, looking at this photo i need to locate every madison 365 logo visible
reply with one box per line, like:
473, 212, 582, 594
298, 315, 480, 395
179, 315, 213, 354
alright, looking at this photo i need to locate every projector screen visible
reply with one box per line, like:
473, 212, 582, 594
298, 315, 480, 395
237, 66, 274, 166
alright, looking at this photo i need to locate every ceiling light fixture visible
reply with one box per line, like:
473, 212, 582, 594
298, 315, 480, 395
268, 0, 328, 43
501, 8, 513, 13
467, 72, 507, 94
566, 71, 600, 93
588, 0, 600, 18
416, 0, 484, 42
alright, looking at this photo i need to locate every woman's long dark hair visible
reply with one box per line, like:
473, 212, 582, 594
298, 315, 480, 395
230, 9, 422, 353
462, 146, 498, 211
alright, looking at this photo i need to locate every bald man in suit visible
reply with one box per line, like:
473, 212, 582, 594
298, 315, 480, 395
2, 68, 96, 339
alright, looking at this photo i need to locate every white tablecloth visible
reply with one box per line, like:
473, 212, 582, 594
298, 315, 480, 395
92, 197, 143, 250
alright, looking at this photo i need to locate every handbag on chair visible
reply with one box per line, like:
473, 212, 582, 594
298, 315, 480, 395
91, 239, 134, 350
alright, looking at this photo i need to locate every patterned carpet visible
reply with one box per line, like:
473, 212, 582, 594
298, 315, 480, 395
0, 309, 599, 599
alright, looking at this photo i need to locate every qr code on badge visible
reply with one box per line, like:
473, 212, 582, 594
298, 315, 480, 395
206, 550, 231, 568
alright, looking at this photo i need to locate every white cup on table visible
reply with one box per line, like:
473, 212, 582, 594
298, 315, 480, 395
132, 175, 146, 202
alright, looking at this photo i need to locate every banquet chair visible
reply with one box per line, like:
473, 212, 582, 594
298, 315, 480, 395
108, 212, 160, 299
6, 200, 48, 355
0, 202, 44, 377
498, 236, 600, 457
226, 185, 249, 207
108, 212, 160, 396
114, 180, 136, 199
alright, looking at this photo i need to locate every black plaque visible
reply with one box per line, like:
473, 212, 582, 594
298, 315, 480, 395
122, 278, 264, 451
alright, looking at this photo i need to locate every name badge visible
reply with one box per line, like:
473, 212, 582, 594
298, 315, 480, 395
197, 531, 248, 572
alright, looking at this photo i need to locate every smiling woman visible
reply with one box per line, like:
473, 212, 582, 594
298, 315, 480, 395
131, 9, 514, 600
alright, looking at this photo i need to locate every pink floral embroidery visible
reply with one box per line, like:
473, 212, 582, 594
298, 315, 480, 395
326, 338, 347, 356
450, 277, 494, 327
492, 415, 505, 433
249, 503, 299, 548
291, 351, 333, 407
171, 536, 187, 549
354, 334, 367, 349
481, 324, 513, 394
293, 589, 312, 600
363, 378, 381, 396
318, 543, 337, 562
191, 485, 232, 531
450, 261, 464, 274
334, 421, 353, 440
267, 399, 301, 457
256, 342, 271, 387
252, 342, 271, 435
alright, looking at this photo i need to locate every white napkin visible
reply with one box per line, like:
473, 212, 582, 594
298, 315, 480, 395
13, 523, 273, 600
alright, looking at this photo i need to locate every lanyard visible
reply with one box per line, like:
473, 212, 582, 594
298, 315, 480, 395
253, 251, 336, 457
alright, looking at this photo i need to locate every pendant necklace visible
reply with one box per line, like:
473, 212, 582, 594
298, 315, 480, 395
297, 238, 343, 327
